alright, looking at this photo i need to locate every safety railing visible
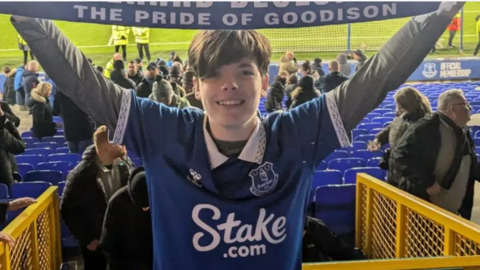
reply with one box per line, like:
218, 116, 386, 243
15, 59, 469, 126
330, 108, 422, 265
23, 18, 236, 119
303, 173, 480, 269
0, 187, 61, 270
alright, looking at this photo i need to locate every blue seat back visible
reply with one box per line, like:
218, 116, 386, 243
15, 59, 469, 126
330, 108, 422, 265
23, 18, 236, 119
47, 153, 81, 164
17, 163, 35, 178
315, 184, 356, 235
357, 123, 383, 132
328, 158, 366, 173
354, 134, 375, 143
36, 162, 74, 178
367, 157, 383, 167
25, 148, 54, 157
41, 136, 66, 145
21, 131, 34, 138
11, 182, 52, 199
16, 155, 44, 167
344, 167, 386, 184
352, 129, 368, 138
23, 137, 40, 145
350, 150, 384, 162
33, 142, 59, 150
24, 171, 64, 185
55, 147, 71, 154
323, 150, 349, 164
0, 184, 9, 199
316, 161, 327, 170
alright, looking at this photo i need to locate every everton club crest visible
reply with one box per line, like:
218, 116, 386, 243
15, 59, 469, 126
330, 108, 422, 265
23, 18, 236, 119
249, 162, 279, 197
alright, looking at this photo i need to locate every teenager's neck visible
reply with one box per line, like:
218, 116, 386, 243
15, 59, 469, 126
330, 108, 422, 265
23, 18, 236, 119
208, 116, 258, 142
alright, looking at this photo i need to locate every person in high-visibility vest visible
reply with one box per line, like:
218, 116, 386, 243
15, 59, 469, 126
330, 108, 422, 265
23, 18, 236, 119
474, 15, 480, 56
104, 53, 123, 79
132, 27, 151, 62
111, 25, 130, 61
18, 34, 35, 65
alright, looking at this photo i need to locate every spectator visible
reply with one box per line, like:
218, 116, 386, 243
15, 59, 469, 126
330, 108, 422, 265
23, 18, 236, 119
0, 197, 36, 248
312, 57, 325, 77
14, 64, 26, 110
110, 60, 137, 91
0, 104, 25, 187
101, 167, 153, 270
149, 75, 190, 109
170, 62, 183, 85
61, 125, 132, 270
284, 74, 298, 109
112, 26, 129, 61
265, 72, 287, 113
166, 51, 176, 67
132, 27, 151, 62
43, 74, 57, 108
29, 82, 56, 139
183, 69, 203, 110
448, 13, 461, 49
159, 65, 170, 79
391, 89, 478, 220
474, 15, 480, 56
299, 60, 322, 90
104, 53, 122, 79
290, 75, 321, 109
53, 91, 94, 154
126, 61, 143, 86
303, 216, 366, 263
279, 51, 298, 75
135, 58, 143, 72
137, 63, 159, 98
18, 34, 35, 65
96, 66, 104, 75
22, 60, 39, 106
337, 53, 351, 77
2, 67, 16, 105
1, 101, 20, 127
354, 50, 368, 72
322, 60, 349, 93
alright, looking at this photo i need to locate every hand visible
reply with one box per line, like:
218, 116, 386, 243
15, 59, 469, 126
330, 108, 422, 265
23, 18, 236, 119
87, 239, 100, 251
368, 140, 381, 151
8, 197, 36, 211
0, 233, 15, 249
427, 182, 441, 196
94, 126, 127, 166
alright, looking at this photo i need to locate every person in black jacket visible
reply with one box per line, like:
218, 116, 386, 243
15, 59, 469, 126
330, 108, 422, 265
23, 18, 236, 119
303, 216, 366, 263
322, 60, 349, 93
101, 166, 152, 270
137, 63, 159, 98
284, 74, 298, 109
28, 82, 56, 139
126, 61, 144, 86
265, 72, 287, 112
1, 101, 20, 127
53, 91, 94, 154
2, 67, 16, 105
354, 50, 368, 72
289, 75, 321, 109
60, 126, 132, 270
391, 89, 479, 220
110, 60, 137, 91
0, 104, 25, 186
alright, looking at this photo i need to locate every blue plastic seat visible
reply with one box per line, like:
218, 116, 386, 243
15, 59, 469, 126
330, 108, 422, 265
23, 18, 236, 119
21, 131, 34, 138
24, 148, 54, 157
328, 158, 366, 173
33, 142, 59, 150
0, 184, 9, 199
354, 134, 376, 143
383, 112, 397, 118
36, 162, 74, 179
315, 184, 356, 235
16, 163, 35, 179
323, 150, 349, 164
474, 138, 480, 147
371, 117, 394, 125
23, 137, 40, 145
310, 170, 343, 203
53, 116, 63, 124
16, 154, 44, 167
41, 136, 66, 145
357, 123, 383, 132
373, 109, 392, 115
367, 157, 383, 167
350, 150, 384, 162
58, 181, 66, 197
11, 182, 52, 199
55, 147, 70, 154
344, 167, 386, 184
352, 129, 368, 138
47, 153, 81, 164
316, 161, 327, 170
24, 171, 64, 185
366, 113, 382, 119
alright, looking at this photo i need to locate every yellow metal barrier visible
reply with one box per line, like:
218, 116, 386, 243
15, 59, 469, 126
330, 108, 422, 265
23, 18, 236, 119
304, 174, 480, 269
0, 187, 62, 270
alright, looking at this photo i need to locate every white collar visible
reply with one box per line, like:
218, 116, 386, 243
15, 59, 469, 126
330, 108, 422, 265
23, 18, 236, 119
203, 116, 266, 169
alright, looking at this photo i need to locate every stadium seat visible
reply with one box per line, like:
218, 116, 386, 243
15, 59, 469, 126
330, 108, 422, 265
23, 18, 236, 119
328, 158, 366, 173
370, 128, 383, 135
373, 109, 392, 115
371, 117, 394, 125
24, 148, 54, 157
367, 157, 383, 167
323, 150, 349, 164
36, 162, 74, 178
33, 142, 59, 150
313, 170, 343, 187
55, 147, 70, 154
344, 167, 386, 184
352, 129, 368, 138
58, 181, 66, 197
352, 141, 367, 151
56, 130, 65, 136
21, 131, 34, 138
23, 137, 40, 145
316, 161, 327, 170
13, 172, 22, 182
42, 136, 66, 145
0, 184, 9, 199
350, 150, 384, 162
476, 147, 480, 155
53, 116, 63, 124
16, 154, 44, 167
24, 171, 64, 185
17, 163, 35, 179
354, 134, 375, 143
47, 153, 81, 164
474, 138, 480, 147
383, 112, 396, 118
314, 184, 356, 235
366, 113, 382, 119
11, 182, 52, 199
357, 123, 383, 132
130, 157, 142, 167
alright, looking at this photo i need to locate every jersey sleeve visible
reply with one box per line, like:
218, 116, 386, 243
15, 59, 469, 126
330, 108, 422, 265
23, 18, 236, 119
111, 90, 201, 159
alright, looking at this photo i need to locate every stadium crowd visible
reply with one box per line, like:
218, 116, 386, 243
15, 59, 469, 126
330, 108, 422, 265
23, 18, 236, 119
0, 3, 474, 269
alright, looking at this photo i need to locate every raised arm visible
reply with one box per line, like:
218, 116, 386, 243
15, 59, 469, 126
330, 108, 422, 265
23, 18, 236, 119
11, 16, 127, 132
330, 2, 464, 133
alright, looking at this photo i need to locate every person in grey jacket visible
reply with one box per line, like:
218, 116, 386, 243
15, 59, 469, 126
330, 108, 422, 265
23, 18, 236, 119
12, 3, 464, 267
336, 53, 351, 77
353, 50, 368, 72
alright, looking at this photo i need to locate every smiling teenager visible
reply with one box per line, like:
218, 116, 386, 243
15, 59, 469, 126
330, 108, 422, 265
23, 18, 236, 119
11, 2, 463, 269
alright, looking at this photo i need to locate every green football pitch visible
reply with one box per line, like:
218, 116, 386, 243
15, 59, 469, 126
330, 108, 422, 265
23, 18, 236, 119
1, 2, 480, 68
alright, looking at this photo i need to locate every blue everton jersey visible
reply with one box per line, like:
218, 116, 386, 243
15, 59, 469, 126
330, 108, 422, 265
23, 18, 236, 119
112, 90, 350, 270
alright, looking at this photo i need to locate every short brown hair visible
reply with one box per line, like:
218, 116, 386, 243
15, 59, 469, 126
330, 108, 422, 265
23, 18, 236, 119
394, 87, 432, 115
188, 30, 271, 79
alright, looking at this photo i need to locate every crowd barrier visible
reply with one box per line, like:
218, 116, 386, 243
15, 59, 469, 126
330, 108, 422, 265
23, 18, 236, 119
3, 175, 480, 269
305, 174, 480, 270
0, 187, 61, 270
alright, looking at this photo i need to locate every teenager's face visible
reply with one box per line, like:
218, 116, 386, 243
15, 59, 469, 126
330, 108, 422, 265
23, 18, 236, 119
194, 59, 268, 130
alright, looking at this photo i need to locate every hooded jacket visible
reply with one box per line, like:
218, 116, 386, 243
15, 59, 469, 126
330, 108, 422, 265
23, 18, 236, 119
265, 78, 285, 112
101, 167, 153, 270
29, 90, 56, 138
21, 69, 39, 95
60, 145, 132, 247
3, 69, 17, 105
0, 116, 25, 186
